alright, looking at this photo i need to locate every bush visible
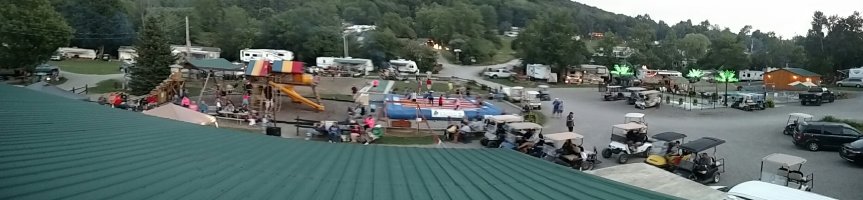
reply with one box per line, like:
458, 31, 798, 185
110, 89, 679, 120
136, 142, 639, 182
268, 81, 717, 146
678, 98, 684, 105
665, 96, 671, 104
821, 116, 863, 130
766, 100, 775, 108
692, 98, 698, 104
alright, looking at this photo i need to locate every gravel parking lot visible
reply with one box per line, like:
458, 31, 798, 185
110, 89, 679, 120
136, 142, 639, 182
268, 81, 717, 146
540, 88, 863, 200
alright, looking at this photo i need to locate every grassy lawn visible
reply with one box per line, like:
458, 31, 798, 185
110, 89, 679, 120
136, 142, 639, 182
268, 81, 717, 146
376, 135, 436, 145
88, 79, 124, 94
526, 111, 546, 125
441, 35, 516, 65
48, 59, 122, 75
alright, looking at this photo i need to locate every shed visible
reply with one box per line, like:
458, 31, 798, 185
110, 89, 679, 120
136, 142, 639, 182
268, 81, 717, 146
0, 84, 678, 200
764, 68, 822, 90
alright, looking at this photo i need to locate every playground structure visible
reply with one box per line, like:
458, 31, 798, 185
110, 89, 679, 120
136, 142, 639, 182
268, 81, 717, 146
245, 60, 325, 118
147, 72, 185, 104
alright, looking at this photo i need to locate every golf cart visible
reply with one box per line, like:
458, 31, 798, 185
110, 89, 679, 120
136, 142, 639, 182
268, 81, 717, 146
673, 137, 726, 184
499, 122, 543, 150
537, 84, 551, 101
644, 132, 688, 170
784, 113, 813, 135
603, 85, 625, 101
731, 93, 766, 111
542, 132, 599, 170
625, 87, 647, 105
379, 68, 408, 81
480, 115, 525, 148
635, 90, 661, 110
759, 153, 815, 191
624, 112, 648, 126
525, 90, 542, 109
601, 122, 652, 164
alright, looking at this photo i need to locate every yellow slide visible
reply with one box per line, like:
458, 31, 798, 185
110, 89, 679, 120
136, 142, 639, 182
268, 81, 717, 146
268, 82, 325, 111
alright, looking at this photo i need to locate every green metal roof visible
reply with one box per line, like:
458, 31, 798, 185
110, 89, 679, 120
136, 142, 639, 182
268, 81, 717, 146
781, 68, 820, 77
187, 58, 241, 71
0, 84, 676, 200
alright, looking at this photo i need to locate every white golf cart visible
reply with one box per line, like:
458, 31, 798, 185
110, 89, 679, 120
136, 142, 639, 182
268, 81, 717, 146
625, 87, 648, 105
480, 115, 525, 148
784, 113, 813, 135
759, 153, 815, 191
500, 122, 543, 149
601, 122, 652, 164
525, 90, 542, 109
624, 112, 648, 127
635, 90, 661, 109
542, 132, 599, 170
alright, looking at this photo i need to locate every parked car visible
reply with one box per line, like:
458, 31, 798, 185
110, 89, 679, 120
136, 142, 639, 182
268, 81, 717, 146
836, 78, 862, 88
483, 68, 514, 79
840, 139, 863, 164
792, 122, 863, 151
798, 87, 834, 106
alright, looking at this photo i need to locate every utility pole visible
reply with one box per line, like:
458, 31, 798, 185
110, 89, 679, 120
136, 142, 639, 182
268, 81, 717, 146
140, 0, 147, 30
185, 16, 192, 62
342, 34, 349, 57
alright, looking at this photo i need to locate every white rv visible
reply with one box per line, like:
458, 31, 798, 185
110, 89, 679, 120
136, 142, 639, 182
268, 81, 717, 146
316, 57, 336, 69
389, 59, 418, 73
240, 49, 294, 62
849, 67, 863, 79
526, 64, 552, 80
57, 47, 97, 59
333, 57, 374, 76
738, 69, 764, 81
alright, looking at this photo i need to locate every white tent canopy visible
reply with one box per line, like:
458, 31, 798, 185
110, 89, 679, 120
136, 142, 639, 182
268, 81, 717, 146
143, 104, 217, 126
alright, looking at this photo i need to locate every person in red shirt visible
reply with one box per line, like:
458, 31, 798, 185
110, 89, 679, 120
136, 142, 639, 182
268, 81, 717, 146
426, 78, 432, 90
438, 94, 444, 107
112, 95, 123, 107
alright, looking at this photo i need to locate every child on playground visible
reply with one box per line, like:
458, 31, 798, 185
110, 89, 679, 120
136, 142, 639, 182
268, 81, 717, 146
242, 91, 250, 107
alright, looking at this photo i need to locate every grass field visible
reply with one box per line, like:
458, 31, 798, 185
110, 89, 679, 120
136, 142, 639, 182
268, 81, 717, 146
48, 59, 122, 75
87, 79, 124, 94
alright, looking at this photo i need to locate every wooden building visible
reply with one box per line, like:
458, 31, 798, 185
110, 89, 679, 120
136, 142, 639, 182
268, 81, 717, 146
764, 68, 822, 90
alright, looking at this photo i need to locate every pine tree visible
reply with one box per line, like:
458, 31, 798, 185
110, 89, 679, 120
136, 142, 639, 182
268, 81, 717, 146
129, 17, 176, 95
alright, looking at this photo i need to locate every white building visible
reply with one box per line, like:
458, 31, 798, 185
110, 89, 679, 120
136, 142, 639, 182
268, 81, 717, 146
57, 47, 97, 59
239, 49, 293, 62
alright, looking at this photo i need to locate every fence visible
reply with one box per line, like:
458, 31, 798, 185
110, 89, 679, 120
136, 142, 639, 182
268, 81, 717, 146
659, 91, 722, 111
70, 84, 88, 95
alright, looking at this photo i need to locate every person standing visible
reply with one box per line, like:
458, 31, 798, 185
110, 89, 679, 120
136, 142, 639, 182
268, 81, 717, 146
438, 94, 444, 107
351, 85, 358, 95
552, 98, 561, 117
426, 78, 433, 90
566, 112, 575, 132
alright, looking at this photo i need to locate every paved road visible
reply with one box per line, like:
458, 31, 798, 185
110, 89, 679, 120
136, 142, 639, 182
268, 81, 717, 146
435, 56, 520, 90
438, 61, 863, 199
56, 70, 124, 91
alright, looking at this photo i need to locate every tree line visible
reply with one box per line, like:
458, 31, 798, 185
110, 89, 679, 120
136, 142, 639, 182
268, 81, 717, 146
2, 0, 861, 79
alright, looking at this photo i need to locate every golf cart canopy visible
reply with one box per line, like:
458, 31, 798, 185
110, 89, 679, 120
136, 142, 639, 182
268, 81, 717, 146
625, 113, 645, 118
526, 91, 540, 95
613, 123, 647, 131
626, 87, 647, 91
680, 137, 725, 152
485, 115, 524, 123
788, 113, 814, 119
652, 132, 687, 141
639, 90, 660, 95
545, 132, 584, 147
762, 153, 807, 167
506, 122, 543, 130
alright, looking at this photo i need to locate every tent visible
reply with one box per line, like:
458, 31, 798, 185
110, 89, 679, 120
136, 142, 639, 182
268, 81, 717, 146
143, 103, 218, 126
25, 82, 88, 101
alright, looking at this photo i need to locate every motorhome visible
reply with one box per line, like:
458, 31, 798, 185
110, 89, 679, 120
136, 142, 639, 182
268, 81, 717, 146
390, 59, 419, 73
240, 49, 294, 62
638, 69, 683, 79
739, 69, 764, 81
57, 47, 97, 59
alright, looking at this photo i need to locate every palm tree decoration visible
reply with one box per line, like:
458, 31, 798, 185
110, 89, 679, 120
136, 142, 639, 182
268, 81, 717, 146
610, 64, 634, 76
715, 70, 738, 106
686, 69, 705, 79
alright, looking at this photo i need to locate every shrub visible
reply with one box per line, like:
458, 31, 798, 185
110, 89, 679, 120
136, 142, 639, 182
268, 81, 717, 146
692, 98, 698, 105
666, 96, 671, 104
678, 98, 684, 105
821, 116, 863, 130
766, 100, 775, 108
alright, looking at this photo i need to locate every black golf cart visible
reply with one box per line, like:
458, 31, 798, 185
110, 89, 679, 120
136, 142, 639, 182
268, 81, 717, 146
673, 137, 726, 184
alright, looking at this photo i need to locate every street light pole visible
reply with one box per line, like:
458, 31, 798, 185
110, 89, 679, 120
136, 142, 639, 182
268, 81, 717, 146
342, 34, 349, 57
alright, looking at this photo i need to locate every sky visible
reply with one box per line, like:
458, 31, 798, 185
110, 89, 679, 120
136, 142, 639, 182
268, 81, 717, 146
574, 0, 862, 38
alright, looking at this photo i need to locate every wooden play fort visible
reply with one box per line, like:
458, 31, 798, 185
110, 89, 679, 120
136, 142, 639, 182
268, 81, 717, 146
245, 60, 324, 117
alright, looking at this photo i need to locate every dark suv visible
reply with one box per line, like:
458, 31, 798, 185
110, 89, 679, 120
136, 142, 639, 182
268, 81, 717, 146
792, 122, 863, 151
840, 139, 863, 164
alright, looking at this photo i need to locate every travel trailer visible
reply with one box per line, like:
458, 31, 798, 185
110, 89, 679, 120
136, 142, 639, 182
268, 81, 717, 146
526, 64, 552, 80
316, 57, 336, 69
333, 57, 374, 76
739, 69, 764, 81
240, 49, 294, 62
57, 47, 97, 59
390, 59, 419, 73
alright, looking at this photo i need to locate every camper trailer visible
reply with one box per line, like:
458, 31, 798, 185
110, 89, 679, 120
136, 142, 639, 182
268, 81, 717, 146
333, 57, 374, 76
526, 64, 552, 80
739, 69, 764, 81
390, 59, 419, 73
57, 47, 97, 59
240, 49, 294, 62
316, 57, 336, 69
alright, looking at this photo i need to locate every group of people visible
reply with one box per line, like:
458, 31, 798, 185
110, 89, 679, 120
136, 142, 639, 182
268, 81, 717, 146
323, 115, 381, 145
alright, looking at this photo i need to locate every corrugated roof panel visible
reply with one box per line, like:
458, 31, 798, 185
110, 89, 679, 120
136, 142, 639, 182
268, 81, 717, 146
0, 84, 677, 200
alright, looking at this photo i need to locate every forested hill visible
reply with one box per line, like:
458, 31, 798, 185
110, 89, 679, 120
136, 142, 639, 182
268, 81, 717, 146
28, 0, 863, 75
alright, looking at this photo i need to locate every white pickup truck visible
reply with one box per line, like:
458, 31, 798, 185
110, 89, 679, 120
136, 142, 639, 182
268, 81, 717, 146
484, 68, 514, 79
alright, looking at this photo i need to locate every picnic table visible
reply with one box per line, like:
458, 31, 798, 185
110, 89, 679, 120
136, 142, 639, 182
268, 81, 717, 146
217, 111, 249, 124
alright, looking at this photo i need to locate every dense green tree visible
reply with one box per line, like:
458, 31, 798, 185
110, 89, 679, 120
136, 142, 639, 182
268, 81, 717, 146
129, 17, 176, 95
515, 11, 590, 82
401, 41, 438, 73
213, 6, 259, 61
0, 0, 72, 71
377, 12, 417, 39
52, 0, 135, 55
701, 32, 749, 69
362, 28, 403, 67
677, 33, 711, 65
595, 32, 622, 67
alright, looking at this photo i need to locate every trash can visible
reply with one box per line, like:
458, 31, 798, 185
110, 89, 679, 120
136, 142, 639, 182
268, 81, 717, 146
266, 126, 281, 136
